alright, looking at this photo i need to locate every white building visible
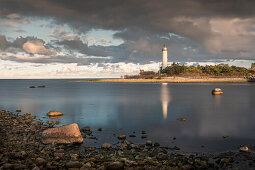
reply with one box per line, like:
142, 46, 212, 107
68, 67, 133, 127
162, 44, 168, 69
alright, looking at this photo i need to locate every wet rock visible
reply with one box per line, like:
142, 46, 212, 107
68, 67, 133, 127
98, 128, 102, 131
14, 151, 27, 159
47, 110, 63, 116
141, 130, 146, 134
240, 146, 249, 152
212, 88, 223, 95
107, 161, 124, 170
177, 118, 186, 121
173, 137, 176, 140
154, 142, 160, 147
66, 161, 82, 168
129, 134, 136, 137
36, 157, 46, 166
46, 121, 55, 126
29, 86, 36, 88
141, 135, 147, 139
42, 123, 83, 144
102, 142, 112, 149
16, 109, 21, 112
38, 85, 46, 88
146, 140, 153, 146
118, 134, 126, 140
25, 112, 31, 116
82, 126, 91, 132
32, 166, 40, 170
3, 163, 13, 169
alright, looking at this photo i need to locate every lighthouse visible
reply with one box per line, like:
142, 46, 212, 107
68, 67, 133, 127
162, 44, 168, 69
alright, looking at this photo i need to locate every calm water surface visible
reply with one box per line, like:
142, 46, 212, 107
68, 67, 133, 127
0, 79, 254, 153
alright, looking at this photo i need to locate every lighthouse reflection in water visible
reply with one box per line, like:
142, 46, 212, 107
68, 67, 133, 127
161, 83, 171, 119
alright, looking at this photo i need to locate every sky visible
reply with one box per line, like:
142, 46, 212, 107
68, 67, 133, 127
0, 0, 255, 78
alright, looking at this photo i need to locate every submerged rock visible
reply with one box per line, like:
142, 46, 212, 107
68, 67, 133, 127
177, 118, 186, 122
42, 123, 83, 144
118, 134, 126, 140
102, 142, 112, 149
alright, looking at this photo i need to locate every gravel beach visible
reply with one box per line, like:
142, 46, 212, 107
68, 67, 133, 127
0, 110, 254, 169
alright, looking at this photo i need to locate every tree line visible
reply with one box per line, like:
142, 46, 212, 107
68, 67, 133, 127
160, 63, 255, 77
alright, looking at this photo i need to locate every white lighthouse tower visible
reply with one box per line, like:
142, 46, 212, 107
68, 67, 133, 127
162, 44, 168, 69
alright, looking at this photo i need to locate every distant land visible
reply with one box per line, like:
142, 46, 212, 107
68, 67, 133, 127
68, 63, 254, 83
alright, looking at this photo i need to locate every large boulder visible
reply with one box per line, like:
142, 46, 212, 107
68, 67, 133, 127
42, 123, 83, 144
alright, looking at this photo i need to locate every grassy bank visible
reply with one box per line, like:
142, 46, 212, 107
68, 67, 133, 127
67, 77, 248, 83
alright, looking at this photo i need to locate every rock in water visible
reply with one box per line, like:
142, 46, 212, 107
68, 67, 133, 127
118, 134, 126, 140
240, 146, 249, 152
42, 123, 83, 144
212, 88, 223, 95
47, 110, 63, 116
102, 142, 112, 149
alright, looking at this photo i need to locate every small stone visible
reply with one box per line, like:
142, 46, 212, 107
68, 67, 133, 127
129, 134, 136, 137
173, 137, 176, 140
154, 142, 160, 147
16, 109, 22, 112
29, 86, 36, 88
15, 151, 27, 159
98, 128, 102, 131
222, 135, 229, 139
240, 146, 249, 152
118, 134, 126, 140
66, 161, 82, 168
47, 110, 63, 116
141, 130, 146, 134
3, 163, 13, 169
38, 85, 46, 88
107, 161, 124, 170
55, 121, 60, 125
141, 135, 147, 139
82, 126, 91, 132
146, 140, 153, 146
25, 112, 31, 116
177, 118, 186, 121
102, 142, 112, 149
32, 166, 40, 170
36, 158, 46, 166
46, 121, 55, 126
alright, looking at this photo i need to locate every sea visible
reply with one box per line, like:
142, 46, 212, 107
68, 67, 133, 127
0, 79, 254, 153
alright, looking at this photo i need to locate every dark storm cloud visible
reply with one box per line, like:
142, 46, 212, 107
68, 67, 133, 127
1, 0, 255, 63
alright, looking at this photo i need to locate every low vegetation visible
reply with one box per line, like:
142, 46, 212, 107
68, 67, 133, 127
124, 63, 255, 79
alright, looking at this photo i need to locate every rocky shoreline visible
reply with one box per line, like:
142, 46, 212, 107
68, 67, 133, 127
0, 110, 254, 170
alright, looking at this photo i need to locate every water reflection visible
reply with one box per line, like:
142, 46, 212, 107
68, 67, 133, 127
161, 83, 171, 119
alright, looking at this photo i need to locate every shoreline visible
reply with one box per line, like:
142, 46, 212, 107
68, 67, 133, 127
1, 110, 255, 169
66, 77, 248, 83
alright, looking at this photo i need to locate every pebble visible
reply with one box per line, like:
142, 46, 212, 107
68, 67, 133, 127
240, 146, 249, 152
146, 140, 153, 146
66, 161, 82, 168
118, 134, 126, 140
102, 142, 112, 149
36, 157, 46, 166
107, 161, 124, 170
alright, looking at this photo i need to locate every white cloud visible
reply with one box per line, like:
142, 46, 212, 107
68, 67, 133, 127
22, 40, 55, 55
